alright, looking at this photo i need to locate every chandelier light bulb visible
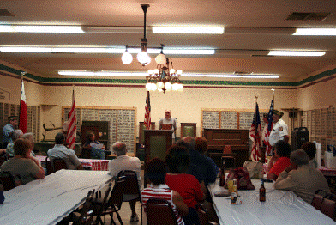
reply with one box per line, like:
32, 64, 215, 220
122, 51, 133, 64
165, 82, 172, 91
137, 52, 151, 65
155, 53, 166, 64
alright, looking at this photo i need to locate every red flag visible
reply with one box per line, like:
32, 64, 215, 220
66, 89, 76, 149
19, 80, 27, 133
249, 102, 262, 161
144, 91, 151, 130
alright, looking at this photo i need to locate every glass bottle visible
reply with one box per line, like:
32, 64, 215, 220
230, 179, 238, 204
260, 179, 266, 202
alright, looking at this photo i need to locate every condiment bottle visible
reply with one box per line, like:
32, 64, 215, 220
260, 179, 266, 202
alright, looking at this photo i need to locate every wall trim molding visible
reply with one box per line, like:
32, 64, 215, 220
1, 63, 336, 88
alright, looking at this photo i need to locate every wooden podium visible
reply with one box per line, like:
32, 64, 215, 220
144, 130, 173, 162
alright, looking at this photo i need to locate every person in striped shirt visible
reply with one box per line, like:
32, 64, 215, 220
141, 158, 188, 225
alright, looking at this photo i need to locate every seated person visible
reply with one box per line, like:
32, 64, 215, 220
166, 144, 206, 225
267, 140, 292, 180
47, 132, 83, 170
21, 132, 41, 166
178, 137, 217, 186
82, 133, 105, 159
142, 158, 188, 225
108, 142, 141, 222
6, 129, 23, 157
274, 149, 330, 204
301, 142, 317, 168
0, 138, 45, 184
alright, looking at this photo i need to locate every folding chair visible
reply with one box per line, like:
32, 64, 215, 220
146, 198, 178, 225
97, 178, 124, 225
311, 194, 324, 210
0, 171, 16, 191
72, 190, 95, 225
321, 198, 336, 221
51, 157, 68, 172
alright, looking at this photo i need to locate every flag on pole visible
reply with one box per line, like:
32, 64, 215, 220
144, 91, 151, 130
249, 102, 262, 161
66, 88, 76, 150
265, 100, 274, 155
19, 79, 27, 133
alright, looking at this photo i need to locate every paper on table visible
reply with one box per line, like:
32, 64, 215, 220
90, 143, 104, 149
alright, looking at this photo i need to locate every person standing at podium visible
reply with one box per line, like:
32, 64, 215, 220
159, 110, 177, 142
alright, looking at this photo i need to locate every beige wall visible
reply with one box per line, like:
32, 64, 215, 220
36, 85, 297, 138
3, 68, 336, 141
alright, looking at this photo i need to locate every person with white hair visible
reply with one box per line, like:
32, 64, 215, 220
6, 129, 23, 157
274, 149, 330, 204
108, 142, 141, 222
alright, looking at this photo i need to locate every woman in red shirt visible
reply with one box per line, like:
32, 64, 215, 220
267, 140, 292, 180
165, 145, 206, 225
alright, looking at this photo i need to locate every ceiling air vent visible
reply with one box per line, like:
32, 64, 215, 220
286, 12, 330, 21
0, 9, 14, 17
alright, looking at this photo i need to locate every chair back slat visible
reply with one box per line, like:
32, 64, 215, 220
116, 170, 141, 200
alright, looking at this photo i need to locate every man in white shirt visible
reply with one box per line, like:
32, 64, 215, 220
108, 142, 141, 222
159, 110, 177, 141
269, 110, 289, 146
47, 132, 82, 170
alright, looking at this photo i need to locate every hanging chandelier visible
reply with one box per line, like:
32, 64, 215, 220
146, 56, 183, 93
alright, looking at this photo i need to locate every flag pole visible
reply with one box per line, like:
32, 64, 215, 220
271, 88, 275, 108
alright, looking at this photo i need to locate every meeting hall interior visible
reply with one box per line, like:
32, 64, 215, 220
1, 0, 336, 224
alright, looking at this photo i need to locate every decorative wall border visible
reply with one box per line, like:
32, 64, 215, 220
1, 63, 336, 88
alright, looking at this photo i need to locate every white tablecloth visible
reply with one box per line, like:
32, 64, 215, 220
208, 179, 336, 225
0, 170, 111, 225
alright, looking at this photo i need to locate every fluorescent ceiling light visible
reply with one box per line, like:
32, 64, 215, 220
293, 28, 336, 36
58, 70, 278, 78
268, 51, 326, 57
153, 26, 224, 34
0, 25, 84, 33
0, 46, 125, 53
58, 70, 147, 77
0, 46, 215, 54
183, 73, 279, 78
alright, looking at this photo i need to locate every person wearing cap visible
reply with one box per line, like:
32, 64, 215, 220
269, 110, 288, 146
2, 116, 18, 148
159, 110, 177, 142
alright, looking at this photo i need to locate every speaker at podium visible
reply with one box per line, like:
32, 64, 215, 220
291, 127, 309, 151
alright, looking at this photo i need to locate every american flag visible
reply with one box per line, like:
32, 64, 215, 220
66, 89, 76, 150
19, 79, 27, 133
144, 91, 151, 130
265, 100, 274, 155
249, 102, 262, 161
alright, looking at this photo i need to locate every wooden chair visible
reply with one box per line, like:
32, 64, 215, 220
311, 194, 324, 210
221, 145, 236, 168
321, 198, 336, 221
0, 171, 16, 191
146, 198, 178, 225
